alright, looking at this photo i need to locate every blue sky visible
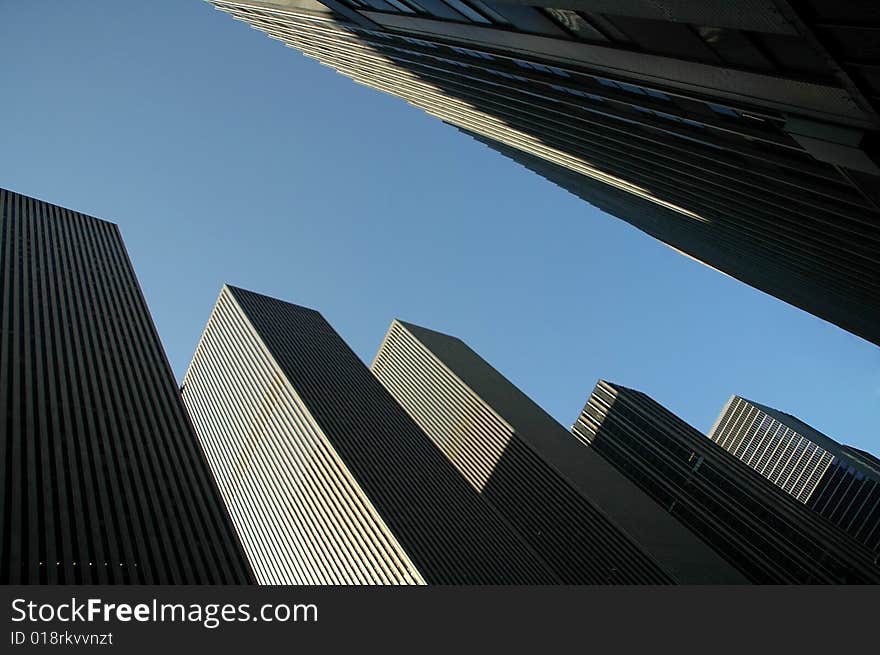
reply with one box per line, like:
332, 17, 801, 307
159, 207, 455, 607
2, 0, 878, 449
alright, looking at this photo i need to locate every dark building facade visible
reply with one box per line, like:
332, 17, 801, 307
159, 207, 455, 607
371, 319, 746, 583
181, 286, 557, 584
0, 188, 253, 584
208, 0, 880, 346
710, 395, 880, 553
572, 380, 880, 584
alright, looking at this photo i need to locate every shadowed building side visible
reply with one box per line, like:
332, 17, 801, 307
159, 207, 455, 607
460, 129, 877, 343
572, 381, 880, 584
182, 285, 558, 584
371, 319, 748, 583
0, 188, 254, 584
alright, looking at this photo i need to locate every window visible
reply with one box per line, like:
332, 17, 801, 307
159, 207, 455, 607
399, 36, 436, 48
466, 0, 511, 25
410, 0, 470, 20
696, 26, 774, 71
550, 84, 605, 102
708, 103, 740, 118
617, 81, 646, 95
632, 105, 709, 133
358, 0, 403, 10
542, 8, 608, 42
751, 32, 832, 77
486, 69, 529, 82
514, 59, 570, 77
450, 46, 494, 60
604, 15, 720, 64
488, 4, 563, 35
442, 0, 491, 24
644, 88, 670, 101
384, 0, 416, 14
547, 66, 570, 78
595, 78, 671, 101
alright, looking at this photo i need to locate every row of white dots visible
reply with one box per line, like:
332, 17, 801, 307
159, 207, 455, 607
37, 562, 139, 567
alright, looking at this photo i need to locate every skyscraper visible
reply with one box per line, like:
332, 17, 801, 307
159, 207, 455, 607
371, 320, 747, 583
181, 285, 557, 584
0, 187, 253, 584
572, 380, 880, 583
709, 395, 880, 553
206, 0, 880, 346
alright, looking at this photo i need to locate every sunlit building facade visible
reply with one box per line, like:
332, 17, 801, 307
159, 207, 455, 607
181, 285, 558, 584
207, 0, 880, 346
371, 320, 747, 583
710, 395, 880, 554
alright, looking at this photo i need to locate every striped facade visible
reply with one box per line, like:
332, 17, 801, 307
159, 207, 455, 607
0, 187, 254, 584
371, 320, 747, 583
181, 285, 557, 584
710, 396, 880, 553
572, 381, 880, 584
207, 0, 880, 347
709, 396, 837, 503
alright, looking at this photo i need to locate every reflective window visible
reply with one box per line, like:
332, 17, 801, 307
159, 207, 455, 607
516, 59, 570, 77
384, 0, 417, 14
644, 88, 670, 101
442, 0, 491, 24
411, 0, 468, 20
486, 4, 565, 36
466, 0, 511, 25
708, 103, 741, 118
399, 36, 437, 48
486, 69, 529, 82
546, 65, 570, 78
696, 26, 775, 71
605, 15, 720, 64
450, 46, 494, 59
596, 77, 674, 101
542, 8, 608, 42
357, 0, 400, 11
550, 84, 605, 102
633, 106, 704, 129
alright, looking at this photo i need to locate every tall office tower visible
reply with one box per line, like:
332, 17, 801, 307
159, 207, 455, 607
0, 188, 253, 584
709, 396, 880, 553
371, 320, 747, 583
207, 0, 880, 346
572, 381, 880, 584
181, 285, 558, 585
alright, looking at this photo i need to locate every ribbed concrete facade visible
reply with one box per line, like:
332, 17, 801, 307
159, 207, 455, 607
371, 320, 747, 583
710, 396, 880, 553
709, 396, 837, 503
0, 188, 254, 584
207, 0, 880, 346
182, 286, 557, 584
572, 381, 880, 584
